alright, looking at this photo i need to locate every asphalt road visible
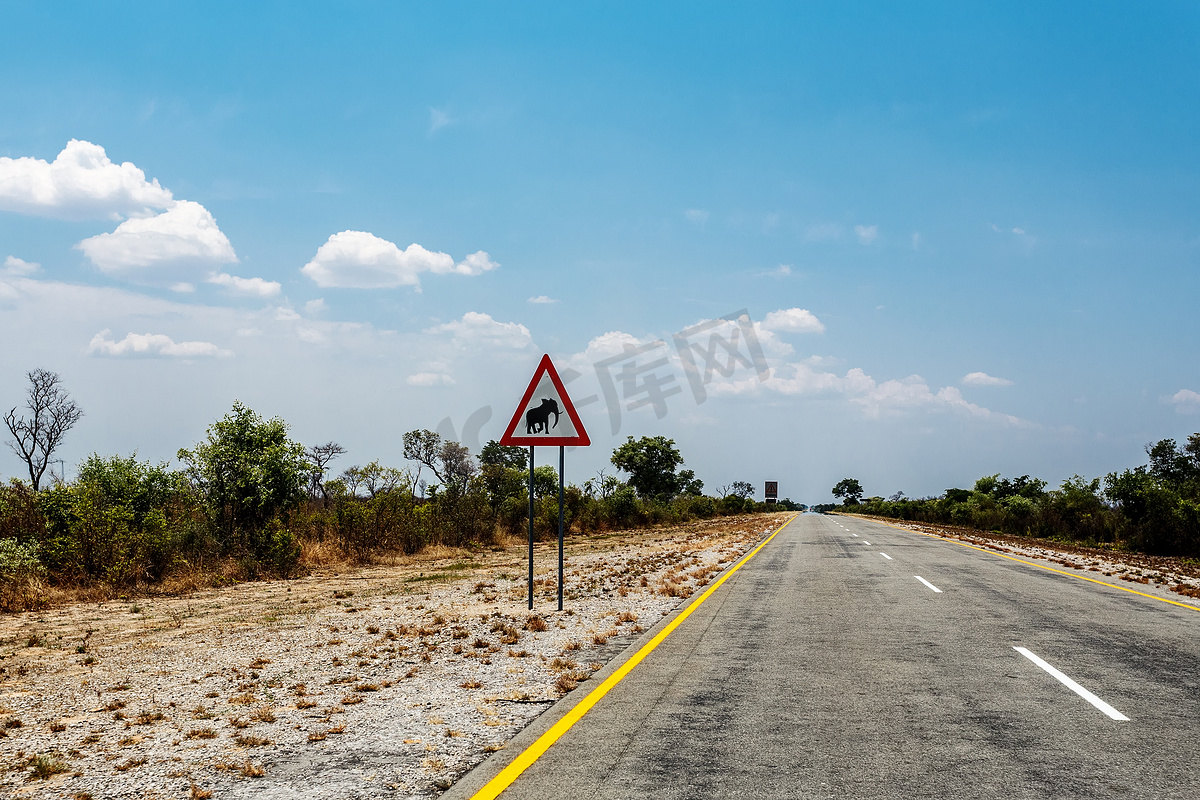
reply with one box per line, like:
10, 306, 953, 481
465, 512, 1200, 799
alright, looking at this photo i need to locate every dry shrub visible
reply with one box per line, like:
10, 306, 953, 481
250, 706, 275, 723
524, 615, 548, 632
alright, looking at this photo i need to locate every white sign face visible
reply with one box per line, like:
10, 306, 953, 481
500, 354, 590, 447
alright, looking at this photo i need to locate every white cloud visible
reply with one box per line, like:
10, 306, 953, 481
854, 224, 878, 245
805, 223, 843, 242
759, 264, 791, 277
425, 311, 532, 350
711, 359, 1026, 425
911, 232, 922, 250
304, 298, 326, 315
0, 139, 174, 220
407, 372, 455, 387
685, 209, 709, 224
1012, 227, 1026, 236
2, 256, 39, 276
87, 329, 232, 358
207, 272, 282, 298
528, 295, 559, 304
760, 307, 825, 334
446, 250, 499, 276
300, 231, 497, 289
76, 200, 238, 279
963, 371, 1014, 387
429, 108, 452, 135
1168, 389, 1200, 414
170, 282, 195, 293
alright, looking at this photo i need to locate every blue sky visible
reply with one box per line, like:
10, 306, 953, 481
2, 2, 1199, 503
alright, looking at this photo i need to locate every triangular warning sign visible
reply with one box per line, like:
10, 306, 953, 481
499, 354, 590, 447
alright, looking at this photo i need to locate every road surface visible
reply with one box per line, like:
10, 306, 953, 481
452, 513, 1200, 799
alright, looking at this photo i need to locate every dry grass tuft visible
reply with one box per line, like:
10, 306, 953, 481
250, 705, 276, 723
28, 754, 69, 779
115, 756, 148, 772
235, 735, 270, 747
341, 694, 364, 705
459, 679, 483, 689
190, 784, 214, 800
239, 761, 266, 778
187, 728, 217, 740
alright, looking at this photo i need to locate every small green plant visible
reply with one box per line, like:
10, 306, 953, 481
28, 753, 68, 779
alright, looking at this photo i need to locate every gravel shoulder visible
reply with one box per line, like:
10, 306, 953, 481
0, 512, 790, 799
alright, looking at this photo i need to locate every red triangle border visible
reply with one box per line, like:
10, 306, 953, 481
499, 354, 591, 447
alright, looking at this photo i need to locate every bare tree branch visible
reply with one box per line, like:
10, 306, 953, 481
305, 441, 346, 500
4, 368, 83, 491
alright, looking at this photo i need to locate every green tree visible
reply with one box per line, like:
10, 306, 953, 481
729, 481, 755, 500
480, 440, 527, 470
610, 436, 700, 499
832, 478, 864, 505
176, 401, 308, 561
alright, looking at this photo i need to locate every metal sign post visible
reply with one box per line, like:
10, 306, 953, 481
528, 446, 535, 610
558, 445, 565, 611
500, 354, 590, 612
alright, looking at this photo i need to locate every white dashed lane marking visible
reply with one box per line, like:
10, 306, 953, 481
915, 576, 943, 593
1013, 647, 1129, 721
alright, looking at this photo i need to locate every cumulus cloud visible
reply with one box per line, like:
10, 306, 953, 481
528, 295, 559, 304
76, 200, 238, 279
0, 140, 174, 220
963, 371, 1013, 387
711, 359, 1026, 425
425, 311, 532, 350
854, 224, 878, 244
87, 329, 232, 358
407, 372, 455, 387
207, 272, 282, 298
760, 308, 825, 334
300, 231, 497, 289
1168, 389, 1200, 414
2, 256, 39, 276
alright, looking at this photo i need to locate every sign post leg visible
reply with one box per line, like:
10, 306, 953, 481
528, 446, 534, 611
558, 445, 565, 612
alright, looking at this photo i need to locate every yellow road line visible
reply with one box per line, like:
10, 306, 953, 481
469, 513, 797, 799
863, 516, 1200, 613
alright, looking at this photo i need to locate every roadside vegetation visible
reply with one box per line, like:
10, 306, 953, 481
821, 433, 1200, 557
0, 369, 792, 610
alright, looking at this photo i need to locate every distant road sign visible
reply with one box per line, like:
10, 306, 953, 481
765, 481, 778, 499
499, 354, 591, 447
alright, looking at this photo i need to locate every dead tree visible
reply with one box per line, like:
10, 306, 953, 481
4, 369, 84, 490
305, 441, 346, 500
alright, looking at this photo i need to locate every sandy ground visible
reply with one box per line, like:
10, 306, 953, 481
0, 513, 789, 799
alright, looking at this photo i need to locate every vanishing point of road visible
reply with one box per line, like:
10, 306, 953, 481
449, 512, 1200, 799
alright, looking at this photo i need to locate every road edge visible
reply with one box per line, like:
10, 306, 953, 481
441, 511, 798, 799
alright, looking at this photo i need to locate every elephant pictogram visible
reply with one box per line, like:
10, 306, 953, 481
525, 398, 561, 434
